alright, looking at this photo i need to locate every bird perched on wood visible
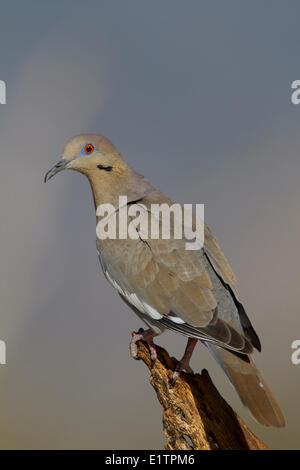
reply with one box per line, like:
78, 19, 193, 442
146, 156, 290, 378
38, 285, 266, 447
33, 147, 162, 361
45, 134, 285, 428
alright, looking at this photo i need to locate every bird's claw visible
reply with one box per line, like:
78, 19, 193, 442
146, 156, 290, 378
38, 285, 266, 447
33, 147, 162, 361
148, 342, 157, 367
170, 360, 194, 386
130, 329, 158, 365
169, 338, 197, 386
130, 331, 144, 360
130, 341, 140, 360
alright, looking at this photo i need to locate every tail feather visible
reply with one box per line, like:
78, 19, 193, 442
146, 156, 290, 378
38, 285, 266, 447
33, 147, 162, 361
206, 343, 285, 428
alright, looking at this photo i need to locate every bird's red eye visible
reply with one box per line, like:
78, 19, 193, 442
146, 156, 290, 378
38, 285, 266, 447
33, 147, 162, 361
84, 144, 94, 154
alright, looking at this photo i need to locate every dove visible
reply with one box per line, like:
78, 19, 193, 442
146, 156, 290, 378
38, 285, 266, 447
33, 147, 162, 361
45, 134, 285, 427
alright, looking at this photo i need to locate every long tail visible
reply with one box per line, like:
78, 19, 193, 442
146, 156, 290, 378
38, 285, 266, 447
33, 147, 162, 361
206, 343, 285, 427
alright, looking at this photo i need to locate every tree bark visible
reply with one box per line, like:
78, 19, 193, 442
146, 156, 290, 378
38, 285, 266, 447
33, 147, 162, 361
132, 333, 268, 450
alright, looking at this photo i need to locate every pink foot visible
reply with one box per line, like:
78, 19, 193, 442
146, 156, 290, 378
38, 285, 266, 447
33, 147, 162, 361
130, 328, 158, 365
171, 338, 197, 386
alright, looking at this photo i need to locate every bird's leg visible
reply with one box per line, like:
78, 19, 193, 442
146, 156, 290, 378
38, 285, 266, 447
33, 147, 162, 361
171, 338, 198, 385
130, 328, 159, 365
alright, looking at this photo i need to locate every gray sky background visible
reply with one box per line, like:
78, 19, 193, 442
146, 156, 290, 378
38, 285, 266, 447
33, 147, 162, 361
0, 0, 299, 449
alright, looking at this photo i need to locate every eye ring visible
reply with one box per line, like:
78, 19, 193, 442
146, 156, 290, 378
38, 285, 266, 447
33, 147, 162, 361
83, 143, 95, 155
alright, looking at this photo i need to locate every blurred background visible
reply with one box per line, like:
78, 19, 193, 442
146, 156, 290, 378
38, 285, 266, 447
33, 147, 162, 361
0, 0, 299, 450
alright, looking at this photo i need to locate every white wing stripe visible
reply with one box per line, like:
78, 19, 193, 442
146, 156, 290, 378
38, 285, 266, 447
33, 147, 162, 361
104, 269, 163, 320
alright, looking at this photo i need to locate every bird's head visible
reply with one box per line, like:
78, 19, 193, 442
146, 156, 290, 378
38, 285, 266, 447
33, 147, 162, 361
44, 134, 127, 182
44, 133, 154, 206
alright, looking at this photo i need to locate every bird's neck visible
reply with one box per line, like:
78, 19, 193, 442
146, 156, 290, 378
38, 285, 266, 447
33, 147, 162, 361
87, 166, 155, 212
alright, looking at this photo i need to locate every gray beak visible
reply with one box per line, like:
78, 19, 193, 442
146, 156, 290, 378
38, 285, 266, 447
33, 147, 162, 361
44, 159, 73, 183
